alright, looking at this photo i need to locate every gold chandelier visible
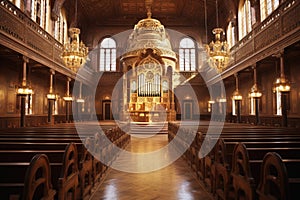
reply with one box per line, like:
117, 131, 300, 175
206, 28, 230, 73
62, 27, 88, 72
205, 0, 230, 73
61, 0, 88, 72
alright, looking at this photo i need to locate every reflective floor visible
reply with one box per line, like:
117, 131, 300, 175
90, 134, 212, 200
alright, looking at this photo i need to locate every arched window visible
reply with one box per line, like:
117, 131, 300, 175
30, 0, 50, 29
9, 0, 21, 8
260, 0, 279, 21
99, 38, 117, 71
238, 0, 253, 40
53, 11, 67, 44
227, 21, 236, 48
179, 38, 196, 71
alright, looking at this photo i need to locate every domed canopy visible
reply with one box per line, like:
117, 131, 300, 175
135, 12, 163, 31
124, 12, 176, 61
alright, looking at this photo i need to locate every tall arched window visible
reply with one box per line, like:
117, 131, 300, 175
238, 0, 253, 40
99, 38, 117, 71
53, 10, 67, 44
179, 38, 196, 71
30, 0, 50, 29
227, 21, 236, 48
25, 0, 32, 15
260, 0, 279, 21
9, 0, 21, 8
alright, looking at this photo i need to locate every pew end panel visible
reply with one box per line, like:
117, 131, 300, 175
23, 154, 56, 200
257, 152, 300, 200
230, 143, 256, 200
58, 143, 79, 200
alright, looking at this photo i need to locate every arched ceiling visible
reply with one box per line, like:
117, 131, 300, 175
59, 0, 237, 30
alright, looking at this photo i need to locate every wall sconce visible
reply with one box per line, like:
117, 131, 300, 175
232, 73, 242, 100
17, 87, 33, 95
63, 77, 73, 101
47, 93, 57, 100
76, 82, 84, 103
249, 66, 262, 98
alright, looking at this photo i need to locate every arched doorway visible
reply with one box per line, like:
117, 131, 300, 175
183, 100, 193, 120
102, 100, 112, 120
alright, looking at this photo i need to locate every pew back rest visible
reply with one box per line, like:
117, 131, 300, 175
256, 152, 289, 200
23, 154, 56, 200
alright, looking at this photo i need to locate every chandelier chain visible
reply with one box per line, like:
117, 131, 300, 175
204, 0, 208, 44
205, 0, 230, 73
216, 0, 219, 27
74, 0, 78, 27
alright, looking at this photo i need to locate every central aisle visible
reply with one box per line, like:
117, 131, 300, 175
90, 134, 212, 200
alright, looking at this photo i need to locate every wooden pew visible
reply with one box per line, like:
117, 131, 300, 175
0, 162, 59, 200
0, 123, 130, 199
168, 122, 300, 200
0, 150, 65, 162
0, 154, 56, 200
0, 142, 98, 199
57, 143, 79, 200
0, 142, 82, 151
79, 137, 94, 199
190, 132, 204, 175
230, 143, 300, 200
210, 140, 300, 197
0, 143, 79, 199
212, 139, 231, 200
92, 132, 106, 182
202, 136, 216, 193
23, 154, 56, 200
256, 152, 300, 200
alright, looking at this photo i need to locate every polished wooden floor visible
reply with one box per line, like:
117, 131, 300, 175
90, 133, 213, 200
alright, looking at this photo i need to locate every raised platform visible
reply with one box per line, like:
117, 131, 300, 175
128, 121, 168, 135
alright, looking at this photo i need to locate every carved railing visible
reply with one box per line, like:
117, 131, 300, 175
0, 0, 64, 64
0, 0, 95, 84
225, 0, 299, 78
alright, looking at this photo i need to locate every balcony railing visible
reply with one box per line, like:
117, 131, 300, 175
225, 0, 299, 75
0, 0, 95, 84
0, 0, 64, 64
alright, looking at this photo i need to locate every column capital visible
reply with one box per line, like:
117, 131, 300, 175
50, 69, 55, 75
22, 56, 29, 63
273, 49, 285, 58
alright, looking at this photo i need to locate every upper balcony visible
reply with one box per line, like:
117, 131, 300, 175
207, 0, 300, 85
0, 0, 93, 84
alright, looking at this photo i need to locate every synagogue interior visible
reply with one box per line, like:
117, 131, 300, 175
0, 0, 300, 199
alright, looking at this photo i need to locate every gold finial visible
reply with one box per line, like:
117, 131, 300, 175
145, 0, 153, 18
147, 8, 152, 18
